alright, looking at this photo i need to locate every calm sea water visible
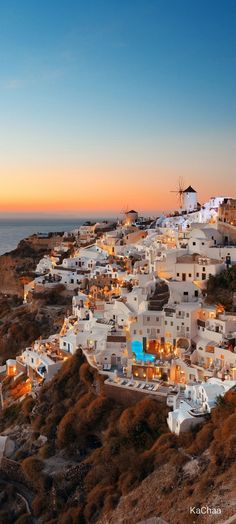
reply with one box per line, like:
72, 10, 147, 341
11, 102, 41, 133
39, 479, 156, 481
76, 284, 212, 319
0, 218, 87, 256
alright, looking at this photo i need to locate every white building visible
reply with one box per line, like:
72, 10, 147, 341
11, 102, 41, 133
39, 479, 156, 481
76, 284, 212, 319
182, 186, 198, 213
167, 378, 235, 434
174, 253, 224, 283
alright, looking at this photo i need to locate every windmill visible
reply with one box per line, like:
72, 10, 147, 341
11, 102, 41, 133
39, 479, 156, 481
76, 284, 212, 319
170, 177, 185, 209
120, 204, 129, 216
119, 204, 129, 223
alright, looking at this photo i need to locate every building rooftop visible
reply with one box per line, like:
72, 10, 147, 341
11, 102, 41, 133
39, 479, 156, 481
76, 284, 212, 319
183, 186, 197, 193
176, 253, 222, 265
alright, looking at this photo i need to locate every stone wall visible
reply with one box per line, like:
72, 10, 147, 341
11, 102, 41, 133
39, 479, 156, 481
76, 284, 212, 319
104, 383, 166, 405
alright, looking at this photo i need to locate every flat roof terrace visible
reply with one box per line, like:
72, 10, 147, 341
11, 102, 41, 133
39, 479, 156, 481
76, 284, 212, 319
104, 376, 169, 398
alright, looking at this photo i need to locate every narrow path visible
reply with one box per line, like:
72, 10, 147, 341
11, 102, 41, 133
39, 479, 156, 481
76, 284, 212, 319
0, 478, 37, 523
16, 492, 31, 514
219, 513, 236, 524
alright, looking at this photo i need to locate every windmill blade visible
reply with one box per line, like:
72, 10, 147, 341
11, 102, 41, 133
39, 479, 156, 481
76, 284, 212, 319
178, 176, 185, 193
170, 178, 185, 209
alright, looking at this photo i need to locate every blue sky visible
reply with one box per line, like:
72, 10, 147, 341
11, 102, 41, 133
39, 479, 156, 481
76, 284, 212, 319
0, 0, 235, 214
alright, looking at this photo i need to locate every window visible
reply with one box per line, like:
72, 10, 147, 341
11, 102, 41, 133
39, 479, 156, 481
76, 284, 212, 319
186, 327, 189, 331
156, 317, 159, 321
196, 272, 199, 277
165, 321, 167, 325
188, 273, 192, 278
133, 330, 136, 334
194, 290, 199, 297
186, 313, 189, 317
193, 241, 196, 246
183, 291, 188, 296
202, 273, 206, 280
202, 242, 205, 245
177, 326, 179, 331
147, 316, 150, 321
157, 329, 160, 334
177, 272, 180, 277
171, 321, 173, 326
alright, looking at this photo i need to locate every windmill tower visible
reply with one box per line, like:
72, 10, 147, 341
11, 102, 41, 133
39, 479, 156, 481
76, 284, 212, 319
170, 177, 185, 211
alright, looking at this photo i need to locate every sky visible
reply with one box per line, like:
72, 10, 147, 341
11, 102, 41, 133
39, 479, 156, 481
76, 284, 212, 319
0, 0, 235, 217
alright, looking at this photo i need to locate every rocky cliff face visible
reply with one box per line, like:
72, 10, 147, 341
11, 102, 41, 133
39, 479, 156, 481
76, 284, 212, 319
0, 235, 61, 297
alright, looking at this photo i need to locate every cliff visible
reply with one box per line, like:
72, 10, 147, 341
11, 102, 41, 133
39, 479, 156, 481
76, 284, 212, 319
0, 234, 62, 297
0, 352, 235, 524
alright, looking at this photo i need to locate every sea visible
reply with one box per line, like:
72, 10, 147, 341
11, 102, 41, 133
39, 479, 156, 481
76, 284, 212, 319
0, 217, 93, 256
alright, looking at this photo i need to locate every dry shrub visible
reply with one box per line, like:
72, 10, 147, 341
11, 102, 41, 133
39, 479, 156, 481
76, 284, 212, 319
56, 410, 77, 448
21, 456, 44, 488
86, 396, 112, 426
74, 392, 95, 411
39, 442, 55, 459
32, 494, 47, 517
152, 432, 177, 450
84, 485, 111, 522
85, 463, 117, 491
118, 407, 134, 437
41, 404, 67, 439
22, 397, 35, 419
219, 411, 236, 440
170, 452, 188, 468
186, 422, 214, 455
58, 507, 85, 524
155, 447, 177, 467
118, 470, 137, 495
117, 398, 167, 445
79, 362, 94, 384
32, 413, 46, 431
103, 491, 120, 513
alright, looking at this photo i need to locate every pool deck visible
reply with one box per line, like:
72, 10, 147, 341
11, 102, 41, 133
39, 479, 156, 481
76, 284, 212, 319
104, 376, 169, 398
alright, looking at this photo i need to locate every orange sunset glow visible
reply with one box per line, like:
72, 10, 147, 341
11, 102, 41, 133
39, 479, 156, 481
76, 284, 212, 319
1, 161, 235, 216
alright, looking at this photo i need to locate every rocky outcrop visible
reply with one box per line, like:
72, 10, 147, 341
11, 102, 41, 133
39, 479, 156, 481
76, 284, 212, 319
0, 234, 62, 297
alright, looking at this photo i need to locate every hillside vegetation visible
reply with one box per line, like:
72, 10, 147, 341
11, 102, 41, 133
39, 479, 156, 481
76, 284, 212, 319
0, 351, 235, 524
0, 289, 70, 364
206, 265, 236, 310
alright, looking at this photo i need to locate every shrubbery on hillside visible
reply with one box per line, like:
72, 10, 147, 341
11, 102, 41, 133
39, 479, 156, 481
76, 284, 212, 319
206, 266, 236, 310
0, 350, 235, 523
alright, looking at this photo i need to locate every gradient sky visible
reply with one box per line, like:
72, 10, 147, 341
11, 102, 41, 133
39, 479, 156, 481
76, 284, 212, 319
0, 0, 236, 216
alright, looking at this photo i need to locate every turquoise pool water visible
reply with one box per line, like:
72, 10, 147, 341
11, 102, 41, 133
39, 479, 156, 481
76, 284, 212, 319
131, 340, 156, 362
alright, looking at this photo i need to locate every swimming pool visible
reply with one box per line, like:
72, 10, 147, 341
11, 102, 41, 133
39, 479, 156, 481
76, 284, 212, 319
131, 340, 156, 363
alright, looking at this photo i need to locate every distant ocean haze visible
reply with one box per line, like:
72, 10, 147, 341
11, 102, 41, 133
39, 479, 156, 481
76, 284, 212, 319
0, 218, 90, 256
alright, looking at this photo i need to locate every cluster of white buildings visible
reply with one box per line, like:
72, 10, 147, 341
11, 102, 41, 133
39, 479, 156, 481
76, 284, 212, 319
6, 193, 236, 433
